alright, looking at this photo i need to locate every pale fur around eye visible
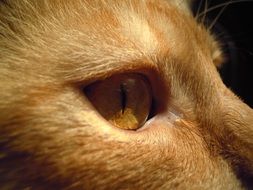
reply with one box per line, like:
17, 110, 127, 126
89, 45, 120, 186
84, 74, 152, 130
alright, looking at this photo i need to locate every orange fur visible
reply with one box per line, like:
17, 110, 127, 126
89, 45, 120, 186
0, 0, 252, 189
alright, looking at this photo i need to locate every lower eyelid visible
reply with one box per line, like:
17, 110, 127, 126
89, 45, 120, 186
137, 110, 182, 132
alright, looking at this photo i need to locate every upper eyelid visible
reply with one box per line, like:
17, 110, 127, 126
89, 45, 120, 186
64, 60, 158, 87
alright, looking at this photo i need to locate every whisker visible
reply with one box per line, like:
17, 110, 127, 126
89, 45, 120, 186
201, 0, 209, 24
197, 0, 253, 19
208, 3, 228, 31
195, 0, 204, 19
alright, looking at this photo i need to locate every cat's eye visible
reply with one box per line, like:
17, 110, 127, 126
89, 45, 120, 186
84, 74, 152, 130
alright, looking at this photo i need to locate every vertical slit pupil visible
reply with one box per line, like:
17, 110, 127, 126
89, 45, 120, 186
120, 84, 127, 114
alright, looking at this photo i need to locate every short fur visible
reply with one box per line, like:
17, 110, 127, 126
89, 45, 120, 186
0, 0, 252, 189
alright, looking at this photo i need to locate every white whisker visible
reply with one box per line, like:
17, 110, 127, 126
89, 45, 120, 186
197, 0, 253, 19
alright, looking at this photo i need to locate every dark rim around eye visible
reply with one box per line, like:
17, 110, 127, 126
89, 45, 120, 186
83, 73, 160, 130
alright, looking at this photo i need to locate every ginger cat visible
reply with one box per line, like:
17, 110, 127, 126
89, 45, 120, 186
0, 0, 252, 189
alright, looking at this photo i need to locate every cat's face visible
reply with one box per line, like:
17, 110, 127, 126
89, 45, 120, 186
0, 0, 252, 189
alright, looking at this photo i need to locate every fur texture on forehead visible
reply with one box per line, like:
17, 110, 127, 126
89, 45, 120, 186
0, 0, 212, 81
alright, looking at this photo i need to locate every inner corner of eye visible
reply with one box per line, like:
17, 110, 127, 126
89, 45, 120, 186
83, 73, 155, 131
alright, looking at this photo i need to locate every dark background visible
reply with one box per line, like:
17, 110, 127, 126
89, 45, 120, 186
192, 0, 253, 108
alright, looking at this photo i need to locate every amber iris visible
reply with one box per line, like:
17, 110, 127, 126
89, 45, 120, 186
85, 74, 152, 130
